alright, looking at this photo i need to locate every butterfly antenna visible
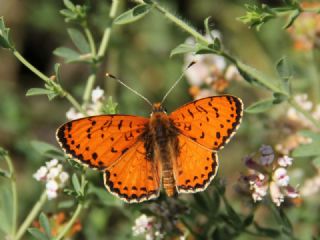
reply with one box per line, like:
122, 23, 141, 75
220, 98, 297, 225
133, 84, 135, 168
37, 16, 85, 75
106, 73, 153, 107
161, 61, 196, 105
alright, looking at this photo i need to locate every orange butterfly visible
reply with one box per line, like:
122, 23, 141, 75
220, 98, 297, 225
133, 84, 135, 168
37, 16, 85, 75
56, 95, 243, 203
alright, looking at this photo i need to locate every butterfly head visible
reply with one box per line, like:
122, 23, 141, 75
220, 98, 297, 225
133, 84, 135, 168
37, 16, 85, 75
151, 103, 167, 114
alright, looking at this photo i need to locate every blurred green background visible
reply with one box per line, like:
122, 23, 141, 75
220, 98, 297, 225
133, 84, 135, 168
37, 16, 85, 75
0, 0, 317, 239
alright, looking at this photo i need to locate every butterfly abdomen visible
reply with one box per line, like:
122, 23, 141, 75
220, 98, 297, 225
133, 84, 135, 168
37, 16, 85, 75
150, 112, 179, 197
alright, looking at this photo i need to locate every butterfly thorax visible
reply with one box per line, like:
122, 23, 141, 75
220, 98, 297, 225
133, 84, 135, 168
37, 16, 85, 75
146, 103, 180, 197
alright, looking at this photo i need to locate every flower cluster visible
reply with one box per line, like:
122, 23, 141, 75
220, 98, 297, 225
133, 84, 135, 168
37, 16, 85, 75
132, 214, 164, 240
33, 159, 69, 200
238, 145, 299, 206
132, 199, 188, 240
184, 31, 242, 99
66, 86, 105, 120
286, 94, 320, 130
287, 2, 320, 51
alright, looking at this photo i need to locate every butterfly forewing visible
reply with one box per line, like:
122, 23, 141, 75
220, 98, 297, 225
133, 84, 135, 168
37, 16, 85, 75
169, 95, 243, 151
56, 115, 148, 169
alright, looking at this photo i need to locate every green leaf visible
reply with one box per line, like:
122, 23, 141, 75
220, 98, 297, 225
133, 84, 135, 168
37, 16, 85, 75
39, 213, 51, 238
276, 57, 291, 94
72, 174, 81, 193
279, 208, 293, 233
30, 140, 61, 156
114, 4, 152, 25
0, 185, 13, 234
63, 0, 76, 11
88, 184, 122, 207
236, 60, 285, 94
170, 43, 196, 57
204, 16, 213, 39
26, 88, 53, 97
0, 169, 10, 178
0, 17, 13, 49
58, 200, 75, 209
245, 98, 275, 113
67, 28, 90, 53
298, 130, 320, 141
28, 228, 49, 240
254, 223, 280, 237
283, 9, 300, 29
292, 141, 320, 157
53, 47, 81, 63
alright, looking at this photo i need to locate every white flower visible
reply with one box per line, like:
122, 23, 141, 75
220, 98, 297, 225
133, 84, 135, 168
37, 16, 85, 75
46, 189, 58, 200
47, 167, 61, 179
34, 159, 69, 200
46, 180, 59, 191
270, 182, 284, 207
278, 156, 293, 167
46, 159, 58, 168
33, 166, 48, 181
59, 171, 69, 183
273, 168, 290, 187
225, 65, 241, 81
91, 86, 104, 103
66, 107, 84, 120
132, 214, 153, 236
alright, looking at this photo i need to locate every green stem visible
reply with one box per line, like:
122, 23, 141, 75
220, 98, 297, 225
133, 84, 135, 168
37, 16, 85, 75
55, 203, 83, 240
83, 26, 96, 56
97, 0, 120, 58
4, 154, 17, 237
15, 191, 47, 240
289, 98, 320, 130
13, 50, 50, 83
82, 73, 97, 105
151, 1, 209, 45
65, 92, 87, 116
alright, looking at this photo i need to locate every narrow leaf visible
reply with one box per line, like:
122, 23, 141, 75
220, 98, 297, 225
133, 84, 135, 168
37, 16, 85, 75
28, 228, 48, 240
236, 60, 285, 94
292, 141, 320, 157
39, 213, 51, 238
245, 98, 275, 113
298, 130, 320, 141
63, 0, 76, 11
26, 88, 53, 97
30, 140, 61, 155
67, 28, 90, 53
53, 47, 81, 62
72, 174, 81, 193
170, 43, 196, 57
114, 4, 151, 25
283, 9, 300, 29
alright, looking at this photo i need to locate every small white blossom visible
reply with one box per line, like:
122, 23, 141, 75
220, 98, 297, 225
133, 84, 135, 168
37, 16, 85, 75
46, 180, 59, 192
278, 156, 293, 167
33, 159, 69, 200
33, 166, 48, 181
132, 214, 153, 236
46, 189, 58, 200
273, 168, 290, 187
47, 167, 61, 179
91, 86, 104, 103
66, 107, 85, 121
270, 182, 285, 207
46, 159, 58, 168
59, 171, 69, 183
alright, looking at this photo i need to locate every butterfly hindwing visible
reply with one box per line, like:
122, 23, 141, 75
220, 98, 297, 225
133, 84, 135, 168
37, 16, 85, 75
104, 141, 161, 203
170, 95, 243, 151
173, 134, 218, 193
56, 115, 148, 170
